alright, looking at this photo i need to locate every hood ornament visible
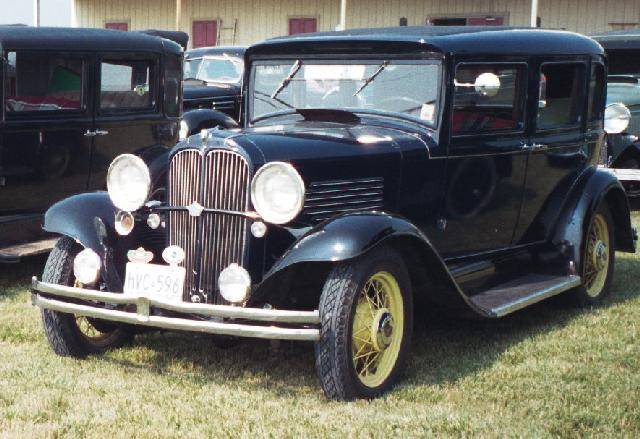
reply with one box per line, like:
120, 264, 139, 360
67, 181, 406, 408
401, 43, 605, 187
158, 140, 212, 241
187, 201, 204, 217
127, 247, 154, 264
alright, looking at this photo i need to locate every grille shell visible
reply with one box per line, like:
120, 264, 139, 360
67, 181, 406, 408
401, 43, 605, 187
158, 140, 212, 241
167, 149, 251, 303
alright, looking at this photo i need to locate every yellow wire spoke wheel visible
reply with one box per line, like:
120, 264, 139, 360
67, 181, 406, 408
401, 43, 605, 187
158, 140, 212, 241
583, 213, 610, 298
351, 271, 404, 388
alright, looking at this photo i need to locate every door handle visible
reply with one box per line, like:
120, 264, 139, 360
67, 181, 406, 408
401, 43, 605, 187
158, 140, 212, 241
523, 143, 548, 151
84, 129, 109, 137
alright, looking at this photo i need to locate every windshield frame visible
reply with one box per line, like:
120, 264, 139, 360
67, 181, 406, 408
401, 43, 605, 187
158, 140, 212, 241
184, 55, 244, 84
246, 55, 444, 128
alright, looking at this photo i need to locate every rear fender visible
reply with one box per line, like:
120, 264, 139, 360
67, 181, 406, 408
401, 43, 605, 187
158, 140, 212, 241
263, 213, 488, 317
553, 167, 636, 269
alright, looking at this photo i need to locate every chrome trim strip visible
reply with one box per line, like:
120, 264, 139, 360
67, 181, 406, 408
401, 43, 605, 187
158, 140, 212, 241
33, 277, 319, 324
491, 275, 582, 317
34, 295, 319, 341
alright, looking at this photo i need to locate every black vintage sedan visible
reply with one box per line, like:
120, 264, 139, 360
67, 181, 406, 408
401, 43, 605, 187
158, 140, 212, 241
182, 46, 245, 117
32, 27, 636, 400
0, 26, 183, 261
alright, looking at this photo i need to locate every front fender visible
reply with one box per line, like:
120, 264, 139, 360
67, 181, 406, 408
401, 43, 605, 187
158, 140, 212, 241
182, 109, 239, 137
44, 192, 126, 290
264, 213, 488, 317
553, 167, 636, 269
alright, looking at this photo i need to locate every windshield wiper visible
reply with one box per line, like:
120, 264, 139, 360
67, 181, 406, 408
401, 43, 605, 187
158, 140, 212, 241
271, 60, 302, 99
353, 61, 389, 96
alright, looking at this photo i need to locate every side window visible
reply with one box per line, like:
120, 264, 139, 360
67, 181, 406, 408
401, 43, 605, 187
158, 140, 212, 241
5, 51, 83, 113
587, 62, 605, 124
452, 64, 525, 135
164, 54, 182, 117
100, 58, 156, 112
537, 63, 586, 130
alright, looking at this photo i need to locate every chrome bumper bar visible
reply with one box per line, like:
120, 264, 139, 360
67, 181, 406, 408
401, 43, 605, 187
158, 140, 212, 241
31, 277, 320, 341
600, 166, 640, 182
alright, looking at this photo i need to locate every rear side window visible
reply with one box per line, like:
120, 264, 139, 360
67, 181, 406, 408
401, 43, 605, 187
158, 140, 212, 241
537, 63, 586, 130
164, 54, 182, 117
5, 51, 83, 113
100, 59, 156, 111
587, 62, 605, 123
452, 64, 526, 135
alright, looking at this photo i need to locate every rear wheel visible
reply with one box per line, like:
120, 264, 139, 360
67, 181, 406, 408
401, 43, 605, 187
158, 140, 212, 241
41, 237, 133, 357
315, 246, 413, 400
568, 203, 616, 306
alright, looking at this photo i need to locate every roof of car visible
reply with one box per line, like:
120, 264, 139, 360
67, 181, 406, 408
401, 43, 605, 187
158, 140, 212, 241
248, 26, 603, 57
591, 28, 640, 50
185, 46, 247, 59
0, 26, 183, 54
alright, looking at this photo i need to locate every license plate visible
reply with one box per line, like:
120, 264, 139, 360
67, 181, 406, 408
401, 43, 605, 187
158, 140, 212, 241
123, 262, 186, 302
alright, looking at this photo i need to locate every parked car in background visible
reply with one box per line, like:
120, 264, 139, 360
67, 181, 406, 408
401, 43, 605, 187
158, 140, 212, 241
179, 46, 245, 138
32, 27, 636, 400
592, 29, 640, 198
0, 27, 183, 262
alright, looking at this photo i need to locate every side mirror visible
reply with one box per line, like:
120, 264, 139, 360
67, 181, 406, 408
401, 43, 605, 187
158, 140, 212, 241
604, 102, 631, 134
474, 73, 501, 97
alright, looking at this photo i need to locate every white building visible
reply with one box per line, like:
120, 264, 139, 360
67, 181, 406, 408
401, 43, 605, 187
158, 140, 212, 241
0, 0, 73, 27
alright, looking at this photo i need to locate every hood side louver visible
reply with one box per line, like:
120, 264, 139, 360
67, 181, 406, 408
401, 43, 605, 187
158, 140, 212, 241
301, 177, 385, 224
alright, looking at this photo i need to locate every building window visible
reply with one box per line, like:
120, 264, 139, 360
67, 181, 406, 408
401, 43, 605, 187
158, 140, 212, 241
5, 51, 84, 113
289, 18, 317, 35
106, 22, 128, 31
192, 20, 218, 48
427, 15, 505, 26
399, 17, 408, 26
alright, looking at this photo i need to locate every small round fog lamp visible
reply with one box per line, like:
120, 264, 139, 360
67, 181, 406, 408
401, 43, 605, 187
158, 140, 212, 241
115, 211, 135, 236
73, 248, 101, 285
251, 221, 267, 238
218, 263, 251, 303
147, 213, 161, 229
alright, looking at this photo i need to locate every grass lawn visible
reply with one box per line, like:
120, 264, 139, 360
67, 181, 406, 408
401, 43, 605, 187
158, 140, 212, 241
1, 216, 639, 437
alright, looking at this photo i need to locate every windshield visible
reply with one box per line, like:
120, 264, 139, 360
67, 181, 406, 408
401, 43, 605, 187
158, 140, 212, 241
184, 56, 244, 84
250, 59, 442, 125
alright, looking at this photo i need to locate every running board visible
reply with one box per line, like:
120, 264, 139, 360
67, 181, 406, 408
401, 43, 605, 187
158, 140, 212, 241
469, 273, 582, 317
0, 238, 58, 263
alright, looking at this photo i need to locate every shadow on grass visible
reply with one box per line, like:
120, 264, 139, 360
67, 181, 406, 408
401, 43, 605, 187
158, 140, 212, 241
95, 252, 640, 398
0, 255, 47, 300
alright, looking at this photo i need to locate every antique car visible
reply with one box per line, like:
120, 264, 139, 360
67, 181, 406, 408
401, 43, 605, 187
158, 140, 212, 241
592, 29, 640, 198
0, 26, 183, 262
32, 27, 637, 400
180, 46, 246, 138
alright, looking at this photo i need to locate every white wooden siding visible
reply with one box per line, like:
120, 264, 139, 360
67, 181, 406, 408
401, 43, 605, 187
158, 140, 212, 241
74, 0, 640, 47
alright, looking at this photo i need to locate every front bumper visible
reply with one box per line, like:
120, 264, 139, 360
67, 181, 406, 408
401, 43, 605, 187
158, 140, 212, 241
31, 277, 320, 341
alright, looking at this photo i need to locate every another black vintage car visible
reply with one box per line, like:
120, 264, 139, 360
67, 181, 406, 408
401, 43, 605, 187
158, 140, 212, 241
592, 29, 640, 197
0, 26, 183, 261
180, 46, 245, 138
32, 27, 636, 400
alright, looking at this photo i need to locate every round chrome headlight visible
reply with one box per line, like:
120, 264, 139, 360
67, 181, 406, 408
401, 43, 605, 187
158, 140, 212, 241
604, 102, 631, 135
179, 120, 189, 141
251, 162, 305, 224
107, 154, 151, 212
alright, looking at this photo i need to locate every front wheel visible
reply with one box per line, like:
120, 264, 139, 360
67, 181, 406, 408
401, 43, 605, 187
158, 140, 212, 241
41, 237, 133, 357
315, 246, 413, 400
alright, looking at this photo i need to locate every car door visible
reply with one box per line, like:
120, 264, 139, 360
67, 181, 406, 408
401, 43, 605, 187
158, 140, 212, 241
439, 61, 530, 257
0, 49, 94, 246
89, 53, 167, 190
513, 58, 590, 244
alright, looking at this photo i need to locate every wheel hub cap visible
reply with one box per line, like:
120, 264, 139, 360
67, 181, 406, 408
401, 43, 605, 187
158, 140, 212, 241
592, 241, 608, 271
371, 309, 394, 351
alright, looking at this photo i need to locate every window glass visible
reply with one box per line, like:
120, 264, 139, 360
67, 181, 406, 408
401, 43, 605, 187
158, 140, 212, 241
588, 63, 605, 123
5, 51, 83, 113
537, 63, 586, 130
100, 59, 155, 111
164, 54, 182, 117
452, 64, 525, 135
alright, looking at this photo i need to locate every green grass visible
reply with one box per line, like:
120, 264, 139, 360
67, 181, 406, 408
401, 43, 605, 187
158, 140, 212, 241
1, 216, 639, 438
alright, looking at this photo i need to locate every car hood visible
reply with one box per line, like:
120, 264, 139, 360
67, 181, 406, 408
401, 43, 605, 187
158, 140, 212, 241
183, 83, 240, 100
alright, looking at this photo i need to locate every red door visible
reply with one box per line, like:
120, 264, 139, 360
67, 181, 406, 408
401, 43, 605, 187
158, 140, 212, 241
289, 18, 317, 35
105, 22, 128, 31
192, 20, 218, 48
466, 16, 505, 26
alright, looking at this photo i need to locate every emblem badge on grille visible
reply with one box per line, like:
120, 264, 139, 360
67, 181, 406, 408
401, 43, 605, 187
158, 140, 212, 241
187, 201, 204, 217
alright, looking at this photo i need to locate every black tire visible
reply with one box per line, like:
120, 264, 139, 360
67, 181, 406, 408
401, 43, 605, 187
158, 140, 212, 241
568, 203, 616, 306
40, 237, 133, 357
314, 245, 413, 400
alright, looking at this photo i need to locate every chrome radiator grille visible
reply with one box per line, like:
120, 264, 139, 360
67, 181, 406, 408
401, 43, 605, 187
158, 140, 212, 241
168, 149, 250, 303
